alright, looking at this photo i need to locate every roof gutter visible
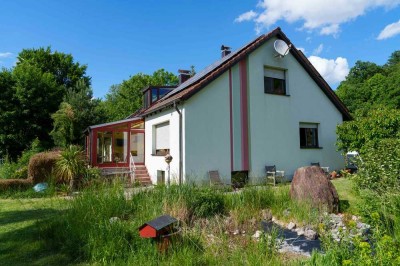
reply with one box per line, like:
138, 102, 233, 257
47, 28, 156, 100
174, 101, 183, 185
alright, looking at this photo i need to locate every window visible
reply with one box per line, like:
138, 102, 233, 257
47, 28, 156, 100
264, 68, 286, 95
159, 88, 170, 98
143, 87, 174, 109
97, 131, 112, 163
96, 131, 129, 164
113, 132, 128, 163
299, 123, 319, 148
155, 122, 170, 156
151, 88, 158, 103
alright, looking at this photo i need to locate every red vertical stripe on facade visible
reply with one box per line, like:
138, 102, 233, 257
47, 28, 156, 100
229, 68, 233, 172
91, 130, 97, 166
239, 59, 249, 170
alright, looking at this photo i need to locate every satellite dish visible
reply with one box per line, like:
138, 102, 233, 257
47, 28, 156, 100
274, 39, 291, 58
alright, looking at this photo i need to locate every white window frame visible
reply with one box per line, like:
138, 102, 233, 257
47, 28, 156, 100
153, 121, 170, 156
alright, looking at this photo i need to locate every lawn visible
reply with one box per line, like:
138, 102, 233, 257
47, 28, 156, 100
331, 177, 361, 214
0, 197, 70, 266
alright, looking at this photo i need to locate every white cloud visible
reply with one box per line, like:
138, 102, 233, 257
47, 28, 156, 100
320, 24, 340, 36
377, 19, 400, 39
308, 56, 349, 84
0, 52, 13, 58
312, 44, 324, 56
234, 10, 258, 23
236, 0, 400, 36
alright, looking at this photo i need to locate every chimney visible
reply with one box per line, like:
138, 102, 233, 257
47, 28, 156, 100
221, 45, 231, 58
178, 69, 191, 85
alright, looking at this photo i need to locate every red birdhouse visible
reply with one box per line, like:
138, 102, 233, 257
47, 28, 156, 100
139, 215, 180, 252
139, 215, 178, 238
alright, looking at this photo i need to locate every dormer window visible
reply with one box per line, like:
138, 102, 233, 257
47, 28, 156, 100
143, 86, 176, 109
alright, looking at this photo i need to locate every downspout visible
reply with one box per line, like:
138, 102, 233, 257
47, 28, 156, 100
174, 101, 183, 185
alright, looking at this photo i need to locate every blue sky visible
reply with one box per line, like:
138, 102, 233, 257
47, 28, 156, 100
1, 0, 400, 98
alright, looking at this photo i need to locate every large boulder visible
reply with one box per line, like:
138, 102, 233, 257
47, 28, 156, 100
290, 166, 339, 213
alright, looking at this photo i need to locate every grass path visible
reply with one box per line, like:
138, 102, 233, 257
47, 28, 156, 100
0, 198, 70, 266
331, 177, 361, 214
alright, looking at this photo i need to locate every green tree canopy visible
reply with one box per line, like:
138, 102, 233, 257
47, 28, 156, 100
17, 47, 90, 88
0, 47, 90, 160
51, 80, 106, 147
0, 69, 19, 159
51, 102, 75, 148
336, 51, 400, 115
336, 106, 400, 153
386, 50, 400, 68
100, 69, 178, 121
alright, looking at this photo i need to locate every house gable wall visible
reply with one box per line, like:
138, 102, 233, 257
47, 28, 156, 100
143, 36, 345, 184
246, 37, 343, 182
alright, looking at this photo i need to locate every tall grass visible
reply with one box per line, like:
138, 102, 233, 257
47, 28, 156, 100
225, 186, 320, 227
41, 183, 307, 265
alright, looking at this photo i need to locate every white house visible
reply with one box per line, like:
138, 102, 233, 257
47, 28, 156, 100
85, 27, 351, 185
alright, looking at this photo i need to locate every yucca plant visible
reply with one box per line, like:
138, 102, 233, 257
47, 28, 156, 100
55, 145, 86, 192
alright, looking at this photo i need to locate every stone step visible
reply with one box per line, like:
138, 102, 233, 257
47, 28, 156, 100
134, 178, 152, 185
135, 178, 152, 183
135, 170, 147, 174
135, 172, 150, 177
134, 165, 152, 186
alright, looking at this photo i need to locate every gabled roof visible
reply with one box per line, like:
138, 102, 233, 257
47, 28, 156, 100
138, 215, 177, 231
142, 27, 351, 120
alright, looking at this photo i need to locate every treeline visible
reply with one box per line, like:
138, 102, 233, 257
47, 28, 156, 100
335, 50, 400, 153
336, 51, 400, 115
0, 47, 178, 161
334, 51, 400, 253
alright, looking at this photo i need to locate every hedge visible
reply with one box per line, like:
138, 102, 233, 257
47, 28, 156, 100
28, 151, 60, 184
0, 178, 33, 191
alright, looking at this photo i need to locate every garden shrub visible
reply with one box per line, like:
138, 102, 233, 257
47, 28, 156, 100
0, 138, 42, 179
11, 165, 28, 179
353, 139, 400, 236
309, 221, 400, 266
81, 166, 102, 187
28, 151, 60, 184
0, 156, 19, 179
189, 189, 225, 218
312, 137, 400, 266
0, 178, 33, 191
355, 138, 400, 192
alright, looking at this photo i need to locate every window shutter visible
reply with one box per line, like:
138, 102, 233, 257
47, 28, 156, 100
155, 122, 170, 150
264, 68, 285, 79
300, 122, 318, 129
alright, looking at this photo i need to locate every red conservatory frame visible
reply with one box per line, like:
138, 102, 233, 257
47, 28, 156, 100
85, 117, 145, 168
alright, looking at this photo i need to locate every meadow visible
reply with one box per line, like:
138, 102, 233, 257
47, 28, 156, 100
0, 178, 373, 266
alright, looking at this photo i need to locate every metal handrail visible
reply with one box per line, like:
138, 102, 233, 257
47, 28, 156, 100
130, 155, 136, 184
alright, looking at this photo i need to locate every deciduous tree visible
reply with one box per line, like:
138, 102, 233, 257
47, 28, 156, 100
100, 69, 178, 121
